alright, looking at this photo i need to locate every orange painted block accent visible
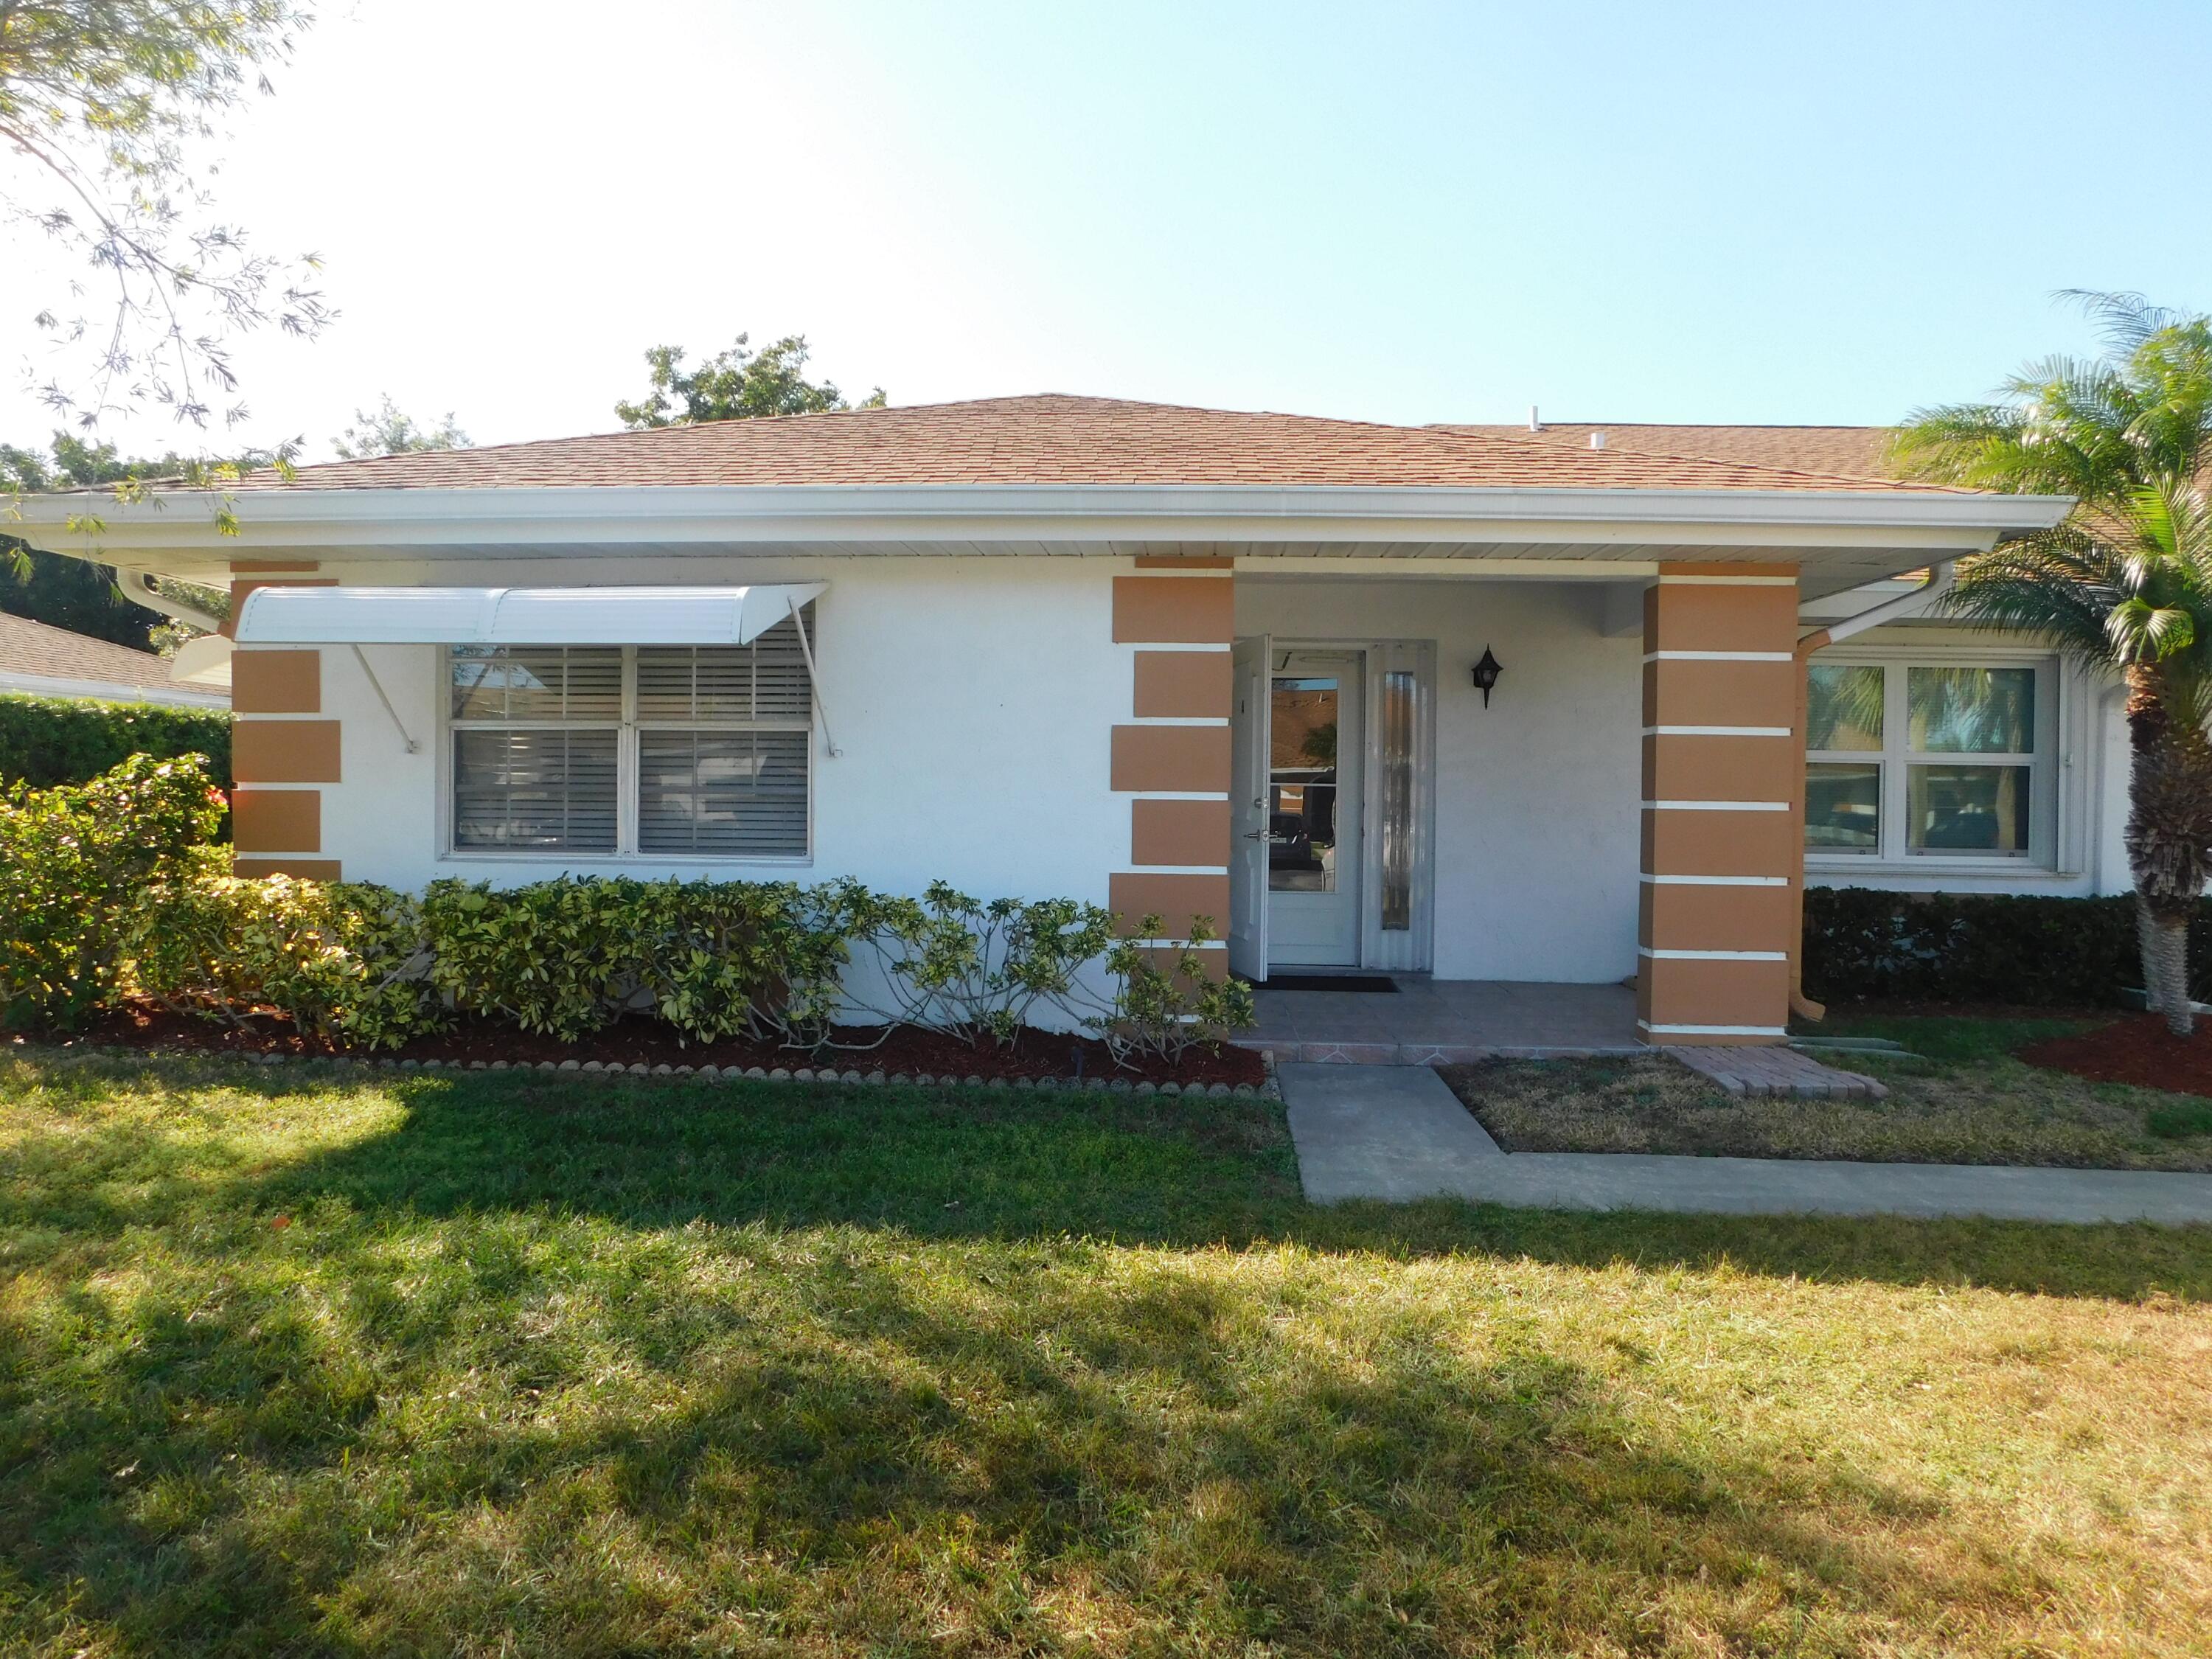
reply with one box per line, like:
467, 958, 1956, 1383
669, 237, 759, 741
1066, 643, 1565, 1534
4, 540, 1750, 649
1641, 810, 1796, 878
1637, 956, 1790, 1032
231, 650, 321, 714
1133, 650, 1232, 718
232, 788, 321, 853
1644, 582, 1798, 654
1112, 575, 1234, 643
1108, 872, 1231, 939
1131, 798, 1231, 867
229, 559, 322, 574
1641, 733, 1797, 804
1133, 554, 1234, 569
1110, 724, 1231, 792
234, 720, 341, 784
1641, 657, 1796, 727
232, 856, 343, 880
1639, 883, 1796, 955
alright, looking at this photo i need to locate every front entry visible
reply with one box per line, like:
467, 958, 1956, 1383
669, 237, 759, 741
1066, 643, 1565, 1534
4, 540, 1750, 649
1231, 635, 1432, 983
1266, 650, 1364, 967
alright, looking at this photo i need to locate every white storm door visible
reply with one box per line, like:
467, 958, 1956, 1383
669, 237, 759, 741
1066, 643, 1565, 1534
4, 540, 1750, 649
1266, 650, 1364, 968
1227, 635, 1272, 981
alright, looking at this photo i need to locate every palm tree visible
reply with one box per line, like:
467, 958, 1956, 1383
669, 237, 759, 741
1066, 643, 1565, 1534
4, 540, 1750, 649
1893, 292, 2212, 1034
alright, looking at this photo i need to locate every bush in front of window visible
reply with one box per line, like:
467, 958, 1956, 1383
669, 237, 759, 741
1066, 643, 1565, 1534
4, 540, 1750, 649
0, 692, 232, 789
1803, 886, 2212, 1008
841, 881, 1121, 1048
0, 751, 229, 1029
5, 759, 1260, 1059
419, 876, 858, 1046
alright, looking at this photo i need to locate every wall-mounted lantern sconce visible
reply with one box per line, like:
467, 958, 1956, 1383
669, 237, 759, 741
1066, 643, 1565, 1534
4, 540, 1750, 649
1471, 647, 1503, 707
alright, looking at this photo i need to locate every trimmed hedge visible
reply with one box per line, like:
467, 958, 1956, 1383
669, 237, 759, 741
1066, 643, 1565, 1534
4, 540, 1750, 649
1803, 886, 2212, 1008
3, 755, 1256, 1054
0, 692, 232, 787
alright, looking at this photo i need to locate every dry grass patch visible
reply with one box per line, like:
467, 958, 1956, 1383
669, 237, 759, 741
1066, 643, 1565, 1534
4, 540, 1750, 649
1442, 1021, 2212, 1170
2, 1053, 2210, 1655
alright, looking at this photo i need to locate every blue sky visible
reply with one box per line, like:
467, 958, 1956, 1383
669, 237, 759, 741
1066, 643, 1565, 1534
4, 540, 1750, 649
5, 0, 2208, 455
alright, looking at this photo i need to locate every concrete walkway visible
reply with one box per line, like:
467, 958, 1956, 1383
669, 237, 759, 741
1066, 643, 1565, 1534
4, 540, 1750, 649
1279, 1062, 2212, 1225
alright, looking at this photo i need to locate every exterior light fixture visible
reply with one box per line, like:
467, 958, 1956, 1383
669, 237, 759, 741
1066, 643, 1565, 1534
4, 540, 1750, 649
1471, 647, 1503, 706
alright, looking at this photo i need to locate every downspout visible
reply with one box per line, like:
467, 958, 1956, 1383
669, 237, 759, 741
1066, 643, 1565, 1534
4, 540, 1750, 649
1789, 561, 1958, 1022
116, 568, 223, 633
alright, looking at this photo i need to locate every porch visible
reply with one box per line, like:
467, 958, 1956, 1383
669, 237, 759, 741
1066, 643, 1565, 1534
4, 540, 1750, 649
1217, 566, 1809, 1046
1238, 975, 1643, 1064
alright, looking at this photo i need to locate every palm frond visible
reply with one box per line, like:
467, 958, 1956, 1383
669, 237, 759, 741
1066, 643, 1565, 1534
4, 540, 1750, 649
2057, 289, 2190, 355
1941, 530, 2126, 661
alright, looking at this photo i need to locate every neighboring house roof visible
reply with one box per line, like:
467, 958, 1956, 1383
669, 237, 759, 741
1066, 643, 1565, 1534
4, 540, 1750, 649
0, 611, 228, 707
209, 395, 1950, 495
1436, 422, 1897, 481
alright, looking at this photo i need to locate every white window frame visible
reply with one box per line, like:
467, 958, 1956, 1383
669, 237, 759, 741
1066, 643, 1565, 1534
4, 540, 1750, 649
1805, 647, 2058, 873
440, 641, 814, 865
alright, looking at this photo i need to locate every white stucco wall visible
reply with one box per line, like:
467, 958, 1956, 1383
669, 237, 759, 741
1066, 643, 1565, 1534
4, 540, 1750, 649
1236, 577, 1645, 984
299, 554, 1135, 911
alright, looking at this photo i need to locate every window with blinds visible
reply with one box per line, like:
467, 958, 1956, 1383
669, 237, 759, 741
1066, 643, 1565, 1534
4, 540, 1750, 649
447, 612, 814, 858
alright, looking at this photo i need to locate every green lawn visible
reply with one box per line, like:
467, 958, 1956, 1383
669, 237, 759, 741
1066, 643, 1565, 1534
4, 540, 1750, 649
1441, 1015, 2212, 1170
4, 1054, 2211, 1656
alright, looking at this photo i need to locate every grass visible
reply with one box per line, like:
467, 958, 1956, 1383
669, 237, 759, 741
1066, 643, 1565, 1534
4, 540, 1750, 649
1442, 1014, 2212, 1170
1, 1054, 2209, 1655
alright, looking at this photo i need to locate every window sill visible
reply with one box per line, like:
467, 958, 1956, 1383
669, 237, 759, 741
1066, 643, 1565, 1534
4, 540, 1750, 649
1806, 856, 2065, 880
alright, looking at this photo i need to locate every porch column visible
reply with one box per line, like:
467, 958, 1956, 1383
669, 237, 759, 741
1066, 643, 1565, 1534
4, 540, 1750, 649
1107, 556, 1233, 973
1638, 561, 1800, 1046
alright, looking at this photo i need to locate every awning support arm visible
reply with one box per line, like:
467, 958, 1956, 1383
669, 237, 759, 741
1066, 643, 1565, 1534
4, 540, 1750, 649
350, 644, 420, 754
787, 596, 840, 758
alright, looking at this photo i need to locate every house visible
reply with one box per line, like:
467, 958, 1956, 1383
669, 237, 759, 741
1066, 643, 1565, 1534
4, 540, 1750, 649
0, 611, 229, 709
4, 394, 2079, 1046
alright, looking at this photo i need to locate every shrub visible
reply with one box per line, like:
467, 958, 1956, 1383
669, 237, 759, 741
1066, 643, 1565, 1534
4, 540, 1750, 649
0, 752, 229, 1029
118, 857, 442, 1050
845, 881, 1119, 1046
1802, 886, 2212, 1008
419, 876, 855, 1045
0, 692, 232, 787
1096, 914, 1259, 1066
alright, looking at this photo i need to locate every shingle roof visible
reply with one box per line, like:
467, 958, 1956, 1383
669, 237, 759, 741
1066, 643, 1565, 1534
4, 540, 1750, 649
1438, 422, 1897, 481
0, 612, 207, 695
222, 395, 1954, 494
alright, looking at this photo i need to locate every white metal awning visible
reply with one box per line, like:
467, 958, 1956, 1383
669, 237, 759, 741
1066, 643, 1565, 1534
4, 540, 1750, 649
232, 582, 827, 645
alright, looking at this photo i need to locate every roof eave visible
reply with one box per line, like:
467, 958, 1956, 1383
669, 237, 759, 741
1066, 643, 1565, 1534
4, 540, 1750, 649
8, 481, 2073, 556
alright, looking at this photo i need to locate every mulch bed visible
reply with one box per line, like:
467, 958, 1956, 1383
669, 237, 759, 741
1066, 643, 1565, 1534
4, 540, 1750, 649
2020, 1014, 2212, 1098
29, 1001, 1269, 1089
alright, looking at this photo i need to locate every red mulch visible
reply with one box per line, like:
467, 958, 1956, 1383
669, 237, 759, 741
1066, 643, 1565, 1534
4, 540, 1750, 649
35, 1001, 1268, 1088
2020, 1013, 2212, 1098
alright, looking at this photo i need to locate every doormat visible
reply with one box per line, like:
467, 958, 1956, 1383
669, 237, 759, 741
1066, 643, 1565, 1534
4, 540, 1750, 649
1259, 974, 1399, 993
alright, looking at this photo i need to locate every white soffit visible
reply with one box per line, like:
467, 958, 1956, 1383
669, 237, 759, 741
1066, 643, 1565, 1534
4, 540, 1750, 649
234, 582, 828, 645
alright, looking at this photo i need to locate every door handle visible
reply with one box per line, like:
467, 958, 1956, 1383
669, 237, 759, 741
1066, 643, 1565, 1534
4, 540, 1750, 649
1244, 830, 1291, 844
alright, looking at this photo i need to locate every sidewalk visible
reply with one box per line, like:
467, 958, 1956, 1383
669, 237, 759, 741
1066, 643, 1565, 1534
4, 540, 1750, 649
1279, 1063, 2212, 1225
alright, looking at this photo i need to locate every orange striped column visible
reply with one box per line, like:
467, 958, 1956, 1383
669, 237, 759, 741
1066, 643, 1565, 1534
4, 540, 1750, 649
228, 561, 344, 880
1638, 562, 1801, 1045
1108, 557, 1232, 971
